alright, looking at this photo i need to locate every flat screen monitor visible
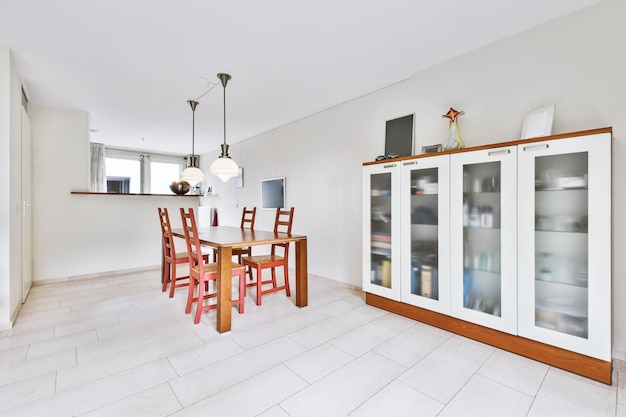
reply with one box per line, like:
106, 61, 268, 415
261, 177, 285, 209
385, 114, 414, 157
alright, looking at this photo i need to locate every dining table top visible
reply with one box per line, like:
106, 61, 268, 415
171, 225, 306, 248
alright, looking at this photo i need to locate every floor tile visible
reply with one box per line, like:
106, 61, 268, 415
477, 349, 549, 396
57, 332, 202, 391
438, 374, 533, 417
280, 351, 405, 417
374, 321, 451, 367
349, 379, 444, 417
170, 365, 308, 417
26, 329, 97, 359
284, 342, 355, 383
79, 383, 182, 417
398, 335, 495, 403
0, 372, 56, 413
288, 309, 375, 349
528, 368, 616, 417
0, 348, 75, 386
329, 313, 416, 357
166, 335, 244, 376
169, 336, 307, 407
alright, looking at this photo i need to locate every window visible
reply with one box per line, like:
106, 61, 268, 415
102, 147, 188, 194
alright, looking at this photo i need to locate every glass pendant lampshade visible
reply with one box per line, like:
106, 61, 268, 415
181, 100, 205, 186
210, 73, 239, 182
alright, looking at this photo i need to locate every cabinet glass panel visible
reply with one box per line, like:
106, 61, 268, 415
370, 172, 392, 288
462, 161, 502, 316
534, 152, 588, 338
409, 168, 439, 300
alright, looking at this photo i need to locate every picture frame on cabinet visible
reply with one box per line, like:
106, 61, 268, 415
422, 144, 443, 154
521, 104, 555, 139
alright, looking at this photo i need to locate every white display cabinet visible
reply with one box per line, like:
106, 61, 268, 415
363, 128, 612, 383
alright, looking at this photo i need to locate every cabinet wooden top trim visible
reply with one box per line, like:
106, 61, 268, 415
363, 127, 612, 166
70, 191, 200, 197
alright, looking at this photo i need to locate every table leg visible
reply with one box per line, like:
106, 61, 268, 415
216, 246, 233, 333
295, 238, 308, 307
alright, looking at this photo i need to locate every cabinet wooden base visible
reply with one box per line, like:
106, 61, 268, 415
366, 292, 612, 384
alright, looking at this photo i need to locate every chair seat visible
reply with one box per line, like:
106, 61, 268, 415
170, 251, 190, 262
241, 255, 284, 265
192, 262, 246, 275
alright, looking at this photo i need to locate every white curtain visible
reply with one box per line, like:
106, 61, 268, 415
90, 143, 107, 192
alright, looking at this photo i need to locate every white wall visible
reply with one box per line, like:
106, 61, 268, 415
201, 0, 626, 358
30, 104, 199, 282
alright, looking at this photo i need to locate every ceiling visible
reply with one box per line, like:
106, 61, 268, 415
0, 0, 601, 155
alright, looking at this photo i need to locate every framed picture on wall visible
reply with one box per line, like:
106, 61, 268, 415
261, 177, 285, 209
236, 167, 244, 188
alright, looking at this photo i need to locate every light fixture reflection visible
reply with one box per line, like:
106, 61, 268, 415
181, 100, 205, 186
210, 73, 239, 182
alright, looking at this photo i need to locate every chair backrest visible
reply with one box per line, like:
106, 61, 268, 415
158, 207, 176, 261
274, 207, 294, 234
272, 207, 294, 256
240, 207, 256, 230
180, 207, 205, 273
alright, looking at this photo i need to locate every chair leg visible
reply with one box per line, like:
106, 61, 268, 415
256, 266, 263, 306
271, 267, 277, 289
162, 262, 170, 293
237, 269, 245, 314
284, 265, 291, 296
194, 276, 205, 324
169, 262, 179, 298
185, 276, 195, 314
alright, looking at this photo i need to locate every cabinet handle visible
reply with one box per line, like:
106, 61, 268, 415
383, 164, 397, 169
488, 149, 511, 156
403, 161, 416, 166
522, 143, 549, 152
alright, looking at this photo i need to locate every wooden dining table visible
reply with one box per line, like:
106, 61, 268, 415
172, 225, 308, 333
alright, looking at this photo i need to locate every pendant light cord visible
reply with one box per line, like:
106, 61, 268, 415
217, 73, 231, 157
187, 100, 199, 166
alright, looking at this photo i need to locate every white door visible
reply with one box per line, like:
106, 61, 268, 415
450, 145, 518, 334
21, 106, 32, 302
400, 155, 451, 315
517, 133, 612, 360
362, 162, 402, 300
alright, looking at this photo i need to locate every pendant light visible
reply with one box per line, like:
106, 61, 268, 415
210, 72, 239, 182
181, 100, 205, 186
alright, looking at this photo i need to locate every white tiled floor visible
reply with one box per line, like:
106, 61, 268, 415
1, 268, 625, 417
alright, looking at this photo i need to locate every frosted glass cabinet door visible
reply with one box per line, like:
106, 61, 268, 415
450, 146, 517, 334
400, 155, 450, 314
517, 133, 611, 360
362, 162, 402, 300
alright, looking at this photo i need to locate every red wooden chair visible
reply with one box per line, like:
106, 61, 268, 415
180, 207, 245, 324
213, 206, 256, 263
241, 207, 294, 306
157, 207, 208, 298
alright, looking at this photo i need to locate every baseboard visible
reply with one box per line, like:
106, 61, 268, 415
366, 292, 612, 385
33, 265, 160, 286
